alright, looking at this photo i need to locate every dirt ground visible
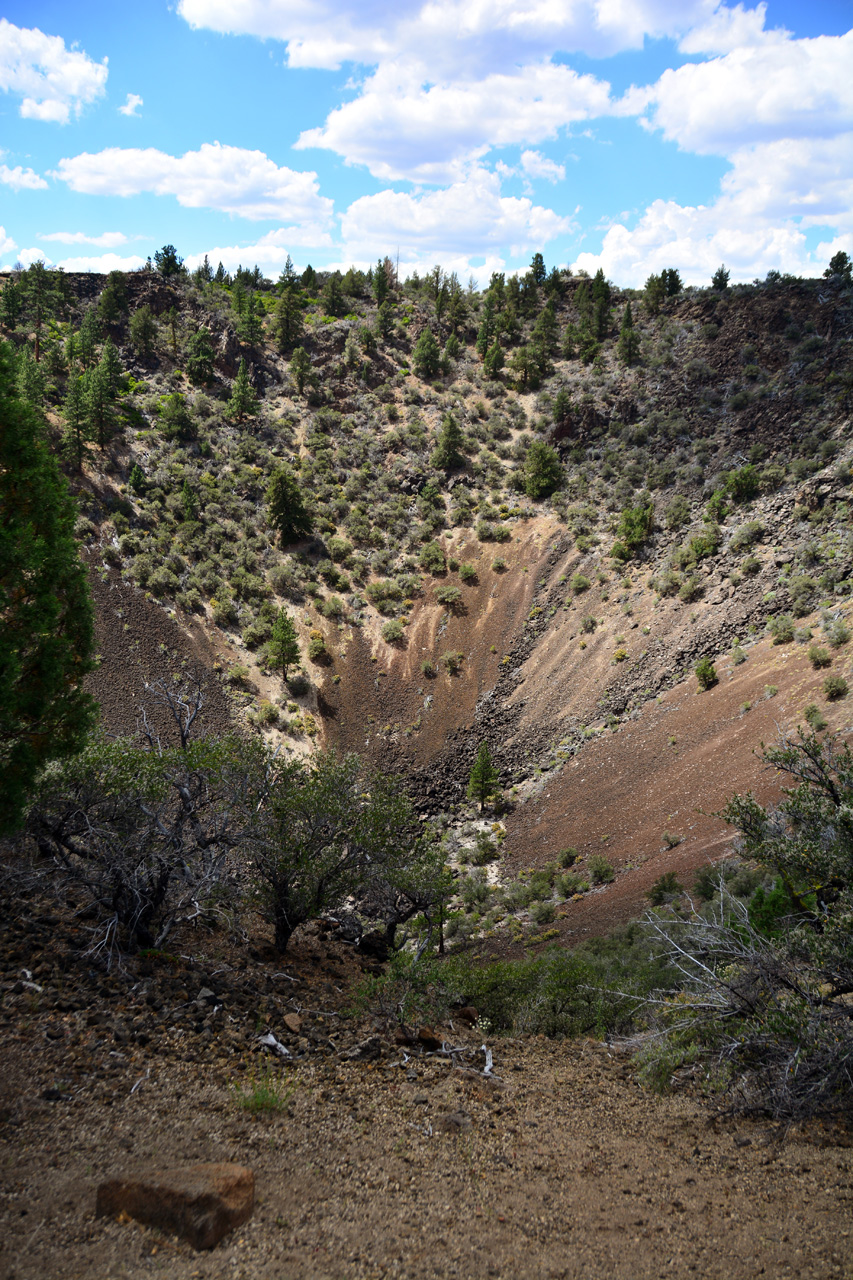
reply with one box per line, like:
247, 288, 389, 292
1, 917, 851, 1280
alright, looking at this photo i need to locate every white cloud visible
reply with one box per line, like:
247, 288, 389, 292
18, 247, 50, 266
185, 227, 335, 275
177, 0, 724, 71
40, 230, 130, 247
0, 162, 47, 190
118, 92, 143, 117
339, 166, 571, 264
0, 19, 108, 124
0, 226, 18, 258
297, 60, 609, 182
50, 142, 334, 224
51, 252, 148, 272
520, 149, 565, 183
678, 1, 773, 54
623, 30, 853, 155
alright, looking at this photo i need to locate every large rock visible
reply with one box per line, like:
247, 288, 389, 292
96, 1162, 254, 1249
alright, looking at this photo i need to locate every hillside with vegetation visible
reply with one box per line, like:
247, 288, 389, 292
1, 249, 853, 1278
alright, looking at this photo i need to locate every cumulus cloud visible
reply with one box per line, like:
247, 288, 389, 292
177, 0, 723, 71
520, 150, 566, 184
50, 142, 334, 224
339, 167, 571, 264
0, 226, 18, 258
118, 93, 143, 117
0, 19, 108, 124
51, 252, 149, 272
297, 60, 607, 182
185, 226, 335, 276
0, 162, 47, 190
40, 230, 130, 247
622, 30, 853, 155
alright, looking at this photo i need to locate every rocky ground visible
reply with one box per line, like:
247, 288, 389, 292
1, 899, 850, 1280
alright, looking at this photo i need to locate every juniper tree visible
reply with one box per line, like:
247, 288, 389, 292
290, 346, 312, 394
185, 325, 215, 385
617, 301, 640, 365
523, 440, 562, 500
130, 305, 157, 358
275, 290, 303, 353
413, 326, 441, 379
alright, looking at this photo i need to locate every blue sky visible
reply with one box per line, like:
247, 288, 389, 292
0, 1, 850, 285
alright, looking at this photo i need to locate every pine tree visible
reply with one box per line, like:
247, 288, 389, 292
181, 480, 198, 522
712, 264, 730, 291
483, 340, 504, 379
617, 301, 640, 365
413, 326, 441, 379
322, 272, 345, 318
84, 362, 114, 449
130, 305, 157, 359
185, 325, 215, 385
99, 336, 122, 397
430, 412, 465, 470
275, 290, 303, 353
290, 346, 312, 394
523, 440, 562, 500
19, 262, 59, 362
62, 373, 90, 473
0, 340, 97, 834
227, 358, 259, 421
266, 466, 312, 546
467, 742, 499, 812
278, 254, 299, 292
266, 609, 300, 680
238, 291, 263, 346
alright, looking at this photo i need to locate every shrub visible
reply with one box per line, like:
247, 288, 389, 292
695, 656, 718, 690
434, 584, 463, 610
588, 854, 615, 884
459, 562, 477, 583
729, 520, 765, 552
580, 615, 597, 634
823, 674, 848, 701
558, 846, 578, 867
570, 573, 590, 594
420, 658, 436, 677
741, 555, 761, 576
808, 644, 832, 669
307, 630, 328, 662
664, 494, 690, 530
529, 899, 556, 926
491, 556, 507, 572
803, 703, 827, 731
825, 618, 851, 648
441, 649, 464, 674
381, 619, 405, 644
255, 699, 279, 727
647, 872, 682, 905
769, 615, 795, 645
419, 540, 446, 574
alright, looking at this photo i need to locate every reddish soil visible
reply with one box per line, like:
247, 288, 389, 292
504, 618, 853, 941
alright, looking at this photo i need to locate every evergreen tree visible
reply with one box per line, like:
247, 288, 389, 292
153, 244, 184, 278
531, 302, 558, 354
483, 341, 504, 379
238, 291, 263, 345
62, 373, 90, 473
185, 325, 215, 385
99, 336, 122, 397
825, 251, 852, 284
181, 479, 198, 522
643, 273, 667, 316
553, 387, 572, 429
214, 261, 228, 285
77, 307, 101, 368
84, 362, 114, 449
430, 412, 465, 470
712, 264, 730, 291
617, 301, 640, 365
374, 257, 389, 305
375, 300, 394, 340
0, 279, 22, 331
159, 391, 194, 442
266, 466, 312, 546
290, 346, 312, 394
19, 262, 59, 362
278, 254, 299, 292
265, 609, 300, 680
0, 340, 97, 834
130, 305, 157, 358
413, 326, 441, 379
467, 742, 499, 812
194, 254, 213, 284
129, 462, 146, 494
165, 306, 180, 358
301, 264, 317, 291
275, 290, 303, 353
591, 267, 611, 308
523, 440, 562, 500
16, 347, 45, 407
529, 252, 547, 285
322, 272, 346, 317
662, 267, 683, 296
227, 358, 259, 422
592, 296, 610, 341
476, 293, 496, 359
97, 271, 129, 325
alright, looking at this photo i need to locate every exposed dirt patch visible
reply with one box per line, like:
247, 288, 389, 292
1, 912, 850, 1280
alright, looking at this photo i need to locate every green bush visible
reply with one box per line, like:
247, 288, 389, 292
695, 656, 718, 690
647, 871, 682, 905
419, 540, 446, 574
823, 674, 848, 701
808, 644, 832, 669
381, 619, 405, 644
459, 562, 477, 583
588, 854, 615, 884
434, 584, 463, 610
571, 573, 590, 594
769, 615, 795, 645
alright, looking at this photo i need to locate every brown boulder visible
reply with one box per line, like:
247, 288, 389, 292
96, 1162, 254, 1250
